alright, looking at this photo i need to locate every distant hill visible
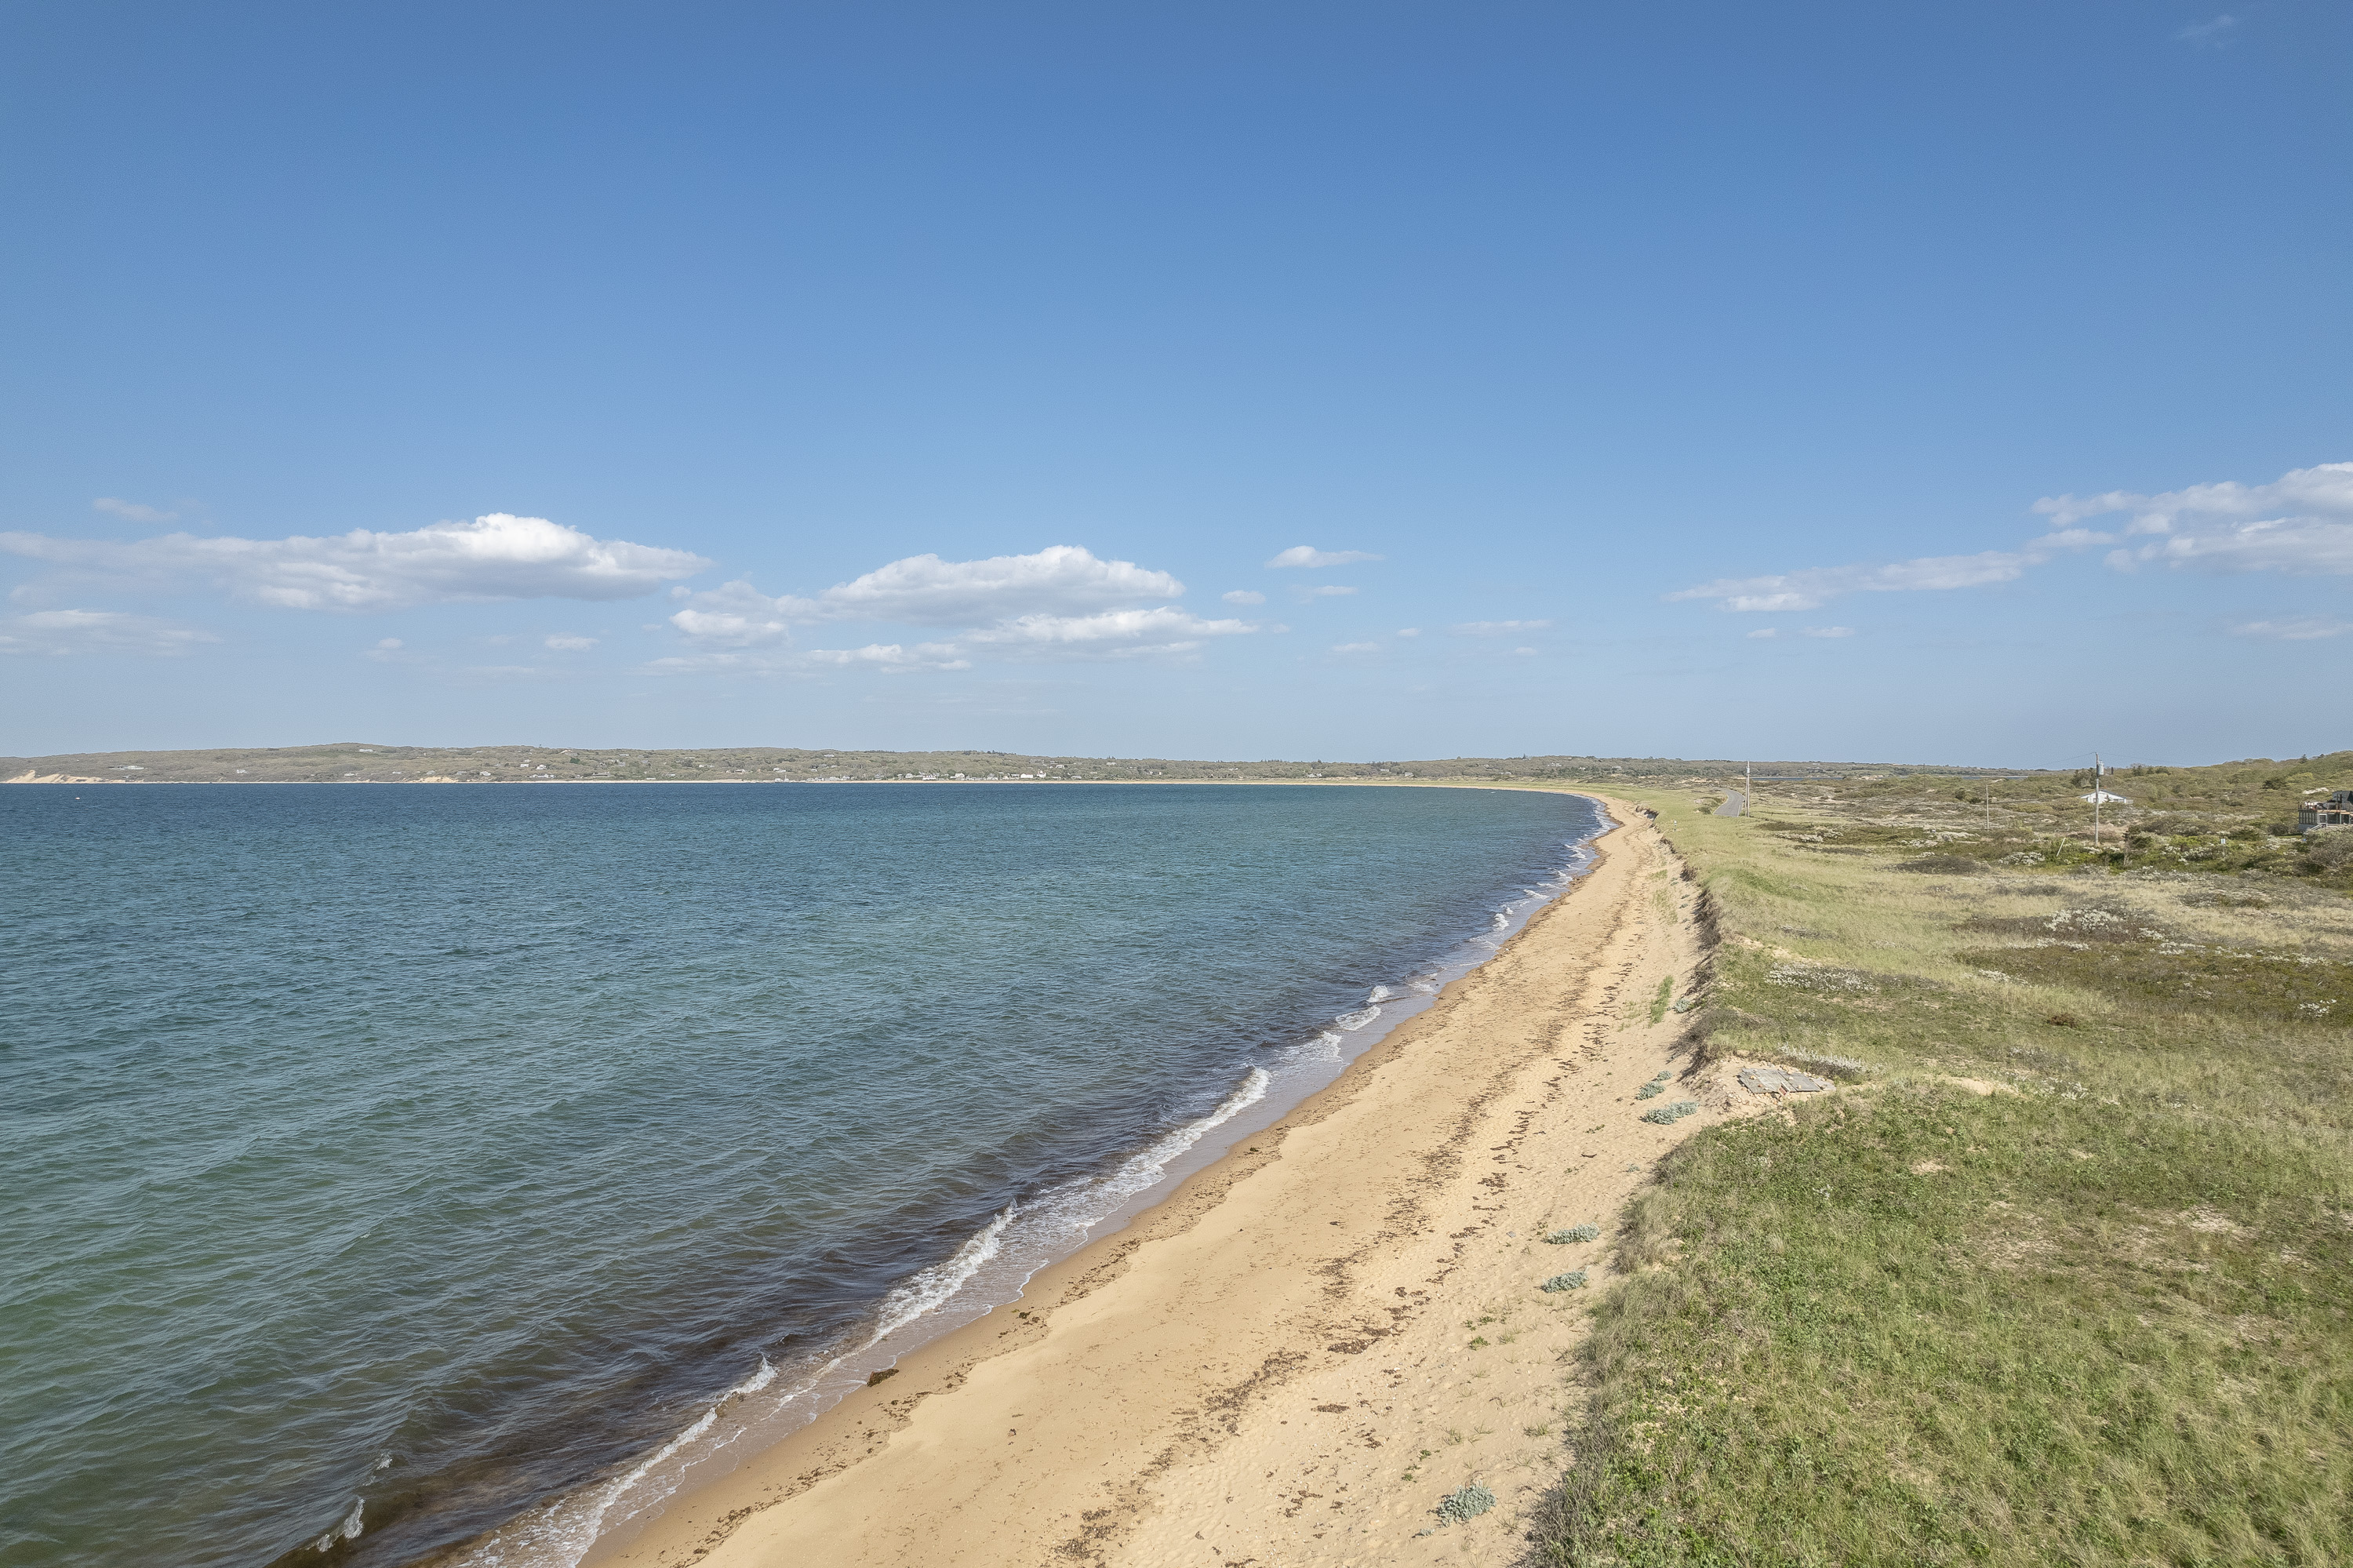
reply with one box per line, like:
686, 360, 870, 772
2, 743, 2035, 787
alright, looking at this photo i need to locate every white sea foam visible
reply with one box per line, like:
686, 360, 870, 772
1333, 1006, 1380, 1031
1366, 984, 1395, 1003
311, 1497, 363, 1552
1491, 911, 1510, 931
1068, 1067, 1271, 1210
864, 1204, 1018, 1348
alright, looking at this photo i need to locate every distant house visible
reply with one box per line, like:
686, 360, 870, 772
2081, 789, 2132, 805
2300, 790, 2353, 831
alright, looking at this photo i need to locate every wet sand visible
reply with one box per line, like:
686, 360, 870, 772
587, 794, 1778, 1568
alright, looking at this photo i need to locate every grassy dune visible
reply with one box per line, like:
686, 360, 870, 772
1527, 766, 2353, 1566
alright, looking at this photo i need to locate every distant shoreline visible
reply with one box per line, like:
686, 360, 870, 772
3, 776, 1512, 787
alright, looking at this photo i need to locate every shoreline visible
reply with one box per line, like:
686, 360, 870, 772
572, 791, 1780, 1568
424, 784, 1606, 1568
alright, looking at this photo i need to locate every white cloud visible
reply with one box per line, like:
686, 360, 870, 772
1266, 546, 1384, 569
0, 608, 219, 657
1746, 628, 1779, 639
2036, 462, 2353, 530
1396, 627, 1420, 637
966, 606, 1253, 659
1298, 584, 1358, 598
1331, 641, 1380, 654
667, 580, 796, 649
806, 642, 972, 672
2110, 520, 2353, 577
1514, 646, 1537, 656
788, 544, 1181, 625
2177, 13, 2238, 43
657, 545, 1260, 671
376, 637, 403, 649
2228, 616, 2352, 641
0, 513, 710, 610
1670, 551, 2033, 612
1450, 618, 1555, 636
1801, 625, 1856, 638
545, 634, 597, 651
2038, 464, 2353, 579
1673, 460, 2353, 619
93, 497, 177, 522
1222, 589, 1267, 606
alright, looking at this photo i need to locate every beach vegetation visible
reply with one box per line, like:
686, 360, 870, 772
1437, 1483, 1499, 1523
1521, 761, 2353, 1566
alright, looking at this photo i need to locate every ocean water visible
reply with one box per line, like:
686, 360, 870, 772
0, 782, 1603, 1568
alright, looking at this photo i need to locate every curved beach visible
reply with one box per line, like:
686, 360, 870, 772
582, 795, 1765, 1567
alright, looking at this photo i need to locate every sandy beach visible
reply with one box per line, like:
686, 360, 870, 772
584, 794, 1782, 1568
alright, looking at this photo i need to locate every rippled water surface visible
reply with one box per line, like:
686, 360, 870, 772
0, 783, 1602, 1568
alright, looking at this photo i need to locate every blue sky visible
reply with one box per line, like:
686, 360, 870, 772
2, 1, 2346, 766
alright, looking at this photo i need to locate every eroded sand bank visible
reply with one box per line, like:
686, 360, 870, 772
590, 796, 1783, 1568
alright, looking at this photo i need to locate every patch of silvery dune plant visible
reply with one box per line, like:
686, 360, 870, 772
1777, 1046, 1871, 1078
1430, 1483, 1497, 1526
1544, 1223, 1601, 1245
1540, 1271, 1589, 1293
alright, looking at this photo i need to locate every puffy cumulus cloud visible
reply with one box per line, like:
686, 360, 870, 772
791, 544, 1182, 625
0, 608, 219, 657
1669, 551, 2032, 612
1266, 545, 1384, 569
667, 580, 795, 649
664, 548, 1257, 671
2228, 615, 2352, 641
2038, 462, 2353, 578
1330, 641, 1380, 655
964, 606, 1254, 660
1222, 589, 1267, 606
544, 634, 597, 651
1746, 628, 1779, 639
1449, 618, 1554, 636
1801, 626, 1856, 638
0, 513, 709, 610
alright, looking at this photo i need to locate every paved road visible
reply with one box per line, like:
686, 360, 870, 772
1715, 790, 1747, 817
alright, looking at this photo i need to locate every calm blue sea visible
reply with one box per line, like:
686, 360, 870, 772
0, 782, 1602, 1568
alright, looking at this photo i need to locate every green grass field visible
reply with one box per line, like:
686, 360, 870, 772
1525, 759, 2353, 1566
